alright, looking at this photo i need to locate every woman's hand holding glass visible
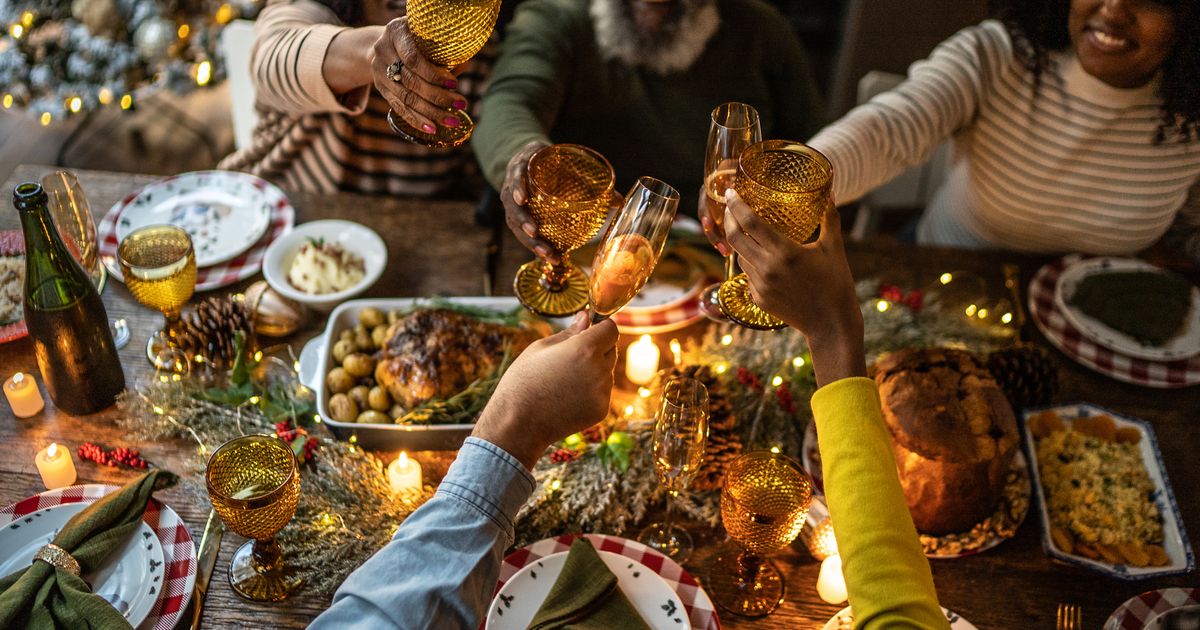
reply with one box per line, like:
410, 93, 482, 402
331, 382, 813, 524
372, 17, 470, 138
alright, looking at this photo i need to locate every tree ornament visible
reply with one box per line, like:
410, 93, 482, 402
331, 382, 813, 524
986, 342, 1059, 411
243, 280, 307, 337
133, 17, 175, 60
71, 0, 126, 40
175, 294, 256, 368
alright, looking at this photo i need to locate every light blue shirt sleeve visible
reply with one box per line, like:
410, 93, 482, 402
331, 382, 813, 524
309, 437, 535, 629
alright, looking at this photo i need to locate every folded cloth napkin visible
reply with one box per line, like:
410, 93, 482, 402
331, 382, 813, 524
527, 538, 652, 630
1069, 271, 1193, 346
0, 470, 177, 630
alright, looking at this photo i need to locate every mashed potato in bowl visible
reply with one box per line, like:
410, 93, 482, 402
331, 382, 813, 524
287, 238, 365, 295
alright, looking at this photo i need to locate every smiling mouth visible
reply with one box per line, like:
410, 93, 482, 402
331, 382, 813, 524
1086, 26, 1135, 53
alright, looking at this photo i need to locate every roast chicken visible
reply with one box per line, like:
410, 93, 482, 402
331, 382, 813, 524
374, 308, 549, 409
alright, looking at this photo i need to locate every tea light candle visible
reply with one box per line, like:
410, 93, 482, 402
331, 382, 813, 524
5, 372, 44, 418
36, 442, 77, 490
625, 335, 660, 385
816, 554, 848, 605
387, 451, 422, 497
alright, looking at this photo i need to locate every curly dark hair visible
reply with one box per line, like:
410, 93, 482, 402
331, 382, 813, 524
989, 0, 1199, 143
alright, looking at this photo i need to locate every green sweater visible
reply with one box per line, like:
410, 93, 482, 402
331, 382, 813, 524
472, 0, 824, 208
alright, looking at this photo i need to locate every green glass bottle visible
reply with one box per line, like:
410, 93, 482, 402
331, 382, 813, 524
15, 182, 125, 414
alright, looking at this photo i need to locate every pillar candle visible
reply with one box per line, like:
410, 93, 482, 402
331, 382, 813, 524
817, 554, 848, 605
5, 372, 45, 418
388, 451, 422, 497
624, 335, 660, 385
36, 442, 77, 490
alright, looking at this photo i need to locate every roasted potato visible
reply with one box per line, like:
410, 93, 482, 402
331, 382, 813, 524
326, 367, 355, 394
328, 393, 358, 422
359, 306, 386, 329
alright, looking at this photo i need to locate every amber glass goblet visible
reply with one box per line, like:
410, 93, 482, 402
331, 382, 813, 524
513, 144, 615, 317
717, 140, 833, 330
698, 103, 761, 322
206, 435, 302, 602
587, 176, 679, 322
386, 0, 501, 147
118, 225, 197, 370
709, 451, 813, 617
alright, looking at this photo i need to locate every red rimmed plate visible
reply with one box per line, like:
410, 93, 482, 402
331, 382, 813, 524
497, 533, 720, 629
97, 171, 295, 292
1106, 588, 1200, 629
0, 230, 27, 343
0, 484, 197, 630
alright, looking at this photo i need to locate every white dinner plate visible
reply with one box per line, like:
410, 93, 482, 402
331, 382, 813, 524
485, 549, 684, 630
823, 606, 977, 630
1054, 257, 1200, 361
113, 171, 275, 267
0, 502, 165, 627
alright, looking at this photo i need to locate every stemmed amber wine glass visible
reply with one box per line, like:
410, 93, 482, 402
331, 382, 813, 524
638, 377, 709, 562
206, 435, 302, 602
699, 103, 761, 322
386, 0, 501, 147
41, 170, 131, 348
513, 144, 616, 317
117, 225, 197, 370
709, 451, 813, 617
717, 140, 833, 330
587, 177, 680, 322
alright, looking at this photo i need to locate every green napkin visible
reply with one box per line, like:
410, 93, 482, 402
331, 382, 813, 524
1069, 271, 1193, 346
0, 470, 177, 630
527, 539, 652, 630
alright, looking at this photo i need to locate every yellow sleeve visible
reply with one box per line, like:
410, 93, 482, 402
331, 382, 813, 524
810, 378, 948, 630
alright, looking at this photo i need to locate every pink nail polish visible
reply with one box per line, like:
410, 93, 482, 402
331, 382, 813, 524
421, 123, 436, 134
443, 116, 460, 128
452, 100, 467, 110
443, 79, 458, 89
717, 244, 729, 256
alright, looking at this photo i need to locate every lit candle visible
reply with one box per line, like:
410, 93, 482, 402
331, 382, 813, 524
816, 554, 848, 605
669, 338, 682, 368
624, 335, 660, 385
36, 443, 77, 490
5, 372, 45, 418
387, 451, 422, 497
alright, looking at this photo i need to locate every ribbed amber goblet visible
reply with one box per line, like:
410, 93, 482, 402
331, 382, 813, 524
717, 140, 833, 330
513, 144, 615, 317
708, 451, 813, 617
386, 0, 501, 147
206, 435, 302, 602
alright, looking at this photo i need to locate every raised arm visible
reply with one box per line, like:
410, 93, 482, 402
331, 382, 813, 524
808, 21, 1011, 205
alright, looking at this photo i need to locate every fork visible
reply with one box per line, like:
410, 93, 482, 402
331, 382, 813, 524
1057, 603, 1082, 630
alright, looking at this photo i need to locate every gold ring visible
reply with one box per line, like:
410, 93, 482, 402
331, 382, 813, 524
386, 61, 403, 82
34, 543, 81, 577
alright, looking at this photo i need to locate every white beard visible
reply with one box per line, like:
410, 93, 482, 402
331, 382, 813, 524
589, 0, 721, 75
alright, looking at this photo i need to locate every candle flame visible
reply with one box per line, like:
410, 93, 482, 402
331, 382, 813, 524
398, 451, 408, 467
669, 338, 682, 367
47, 443, 58, 458
12, 372, 24, 386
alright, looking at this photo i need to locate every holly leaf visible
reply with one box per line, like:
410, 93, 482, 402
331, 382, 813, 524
594, 444, 631, 473
289, 435, 308, 462
198, 382, 254, 406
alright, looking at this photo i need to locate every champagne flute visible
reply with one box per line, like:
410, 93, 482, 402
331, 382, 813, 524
206, 435, 302, 601
117, 225, 197, 370
386, 0, 501, 148
513, 144, 615, 317
717, 140, 833, 330
709, 451, 812, 617
637, 377, 709, 563
698, 103, 761, 322
41, 170, 130, 349
587, 177, 679, 322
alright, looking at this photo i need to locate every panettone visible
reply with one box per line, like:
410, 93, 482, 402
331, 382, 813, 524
874, 347, 1019, 535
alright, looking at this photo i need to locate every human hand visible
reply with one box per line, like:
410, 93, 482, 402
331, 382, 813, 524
501, 140, 558, 264
472, 314, 619, 469
723, 189, 866, 387
372, 17, 469, 136
698, 185, 731, 256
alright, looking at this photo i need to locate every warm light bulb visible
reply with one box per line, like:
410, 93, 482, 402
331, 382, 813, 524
10, 24, 24, 39
97, 87, 112, 105
769, 445, 781, 454
965, 304, 977, 317
120, 94, 133, 110
1001, 312, 1013, 324
940, 272, 953, 285
2, 94, 12, 108
549, 479, 561, 491
195, 60, 212, 86
977, 308, 989, 319
39, 112, 50, 126
669, 338, 682, 367
714, 363, 728, 375
720, 334, 733, 346
792, 356, 806, 368
215, 3, 235, 24
20, 11, 33, 27
876, 300, 889, 312
177, 23, 190, 39
771, 375, 783, 387
67, 96, 81, 113
638, 387, 651, 398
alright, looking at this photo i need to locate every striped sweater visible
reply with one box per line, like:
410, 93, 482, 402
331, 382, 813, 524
217, 0, 493, 196
808, 20, 1200, 259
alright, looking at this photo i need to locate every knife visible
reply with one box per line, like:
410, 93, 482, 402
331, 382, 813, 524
189, 510, 224, 630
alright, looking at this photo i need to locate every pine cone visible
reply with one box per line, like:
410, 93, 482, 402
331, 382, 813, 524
176, 295, 255, 368
693, 431, 742, 492
987, 343, 1058, 411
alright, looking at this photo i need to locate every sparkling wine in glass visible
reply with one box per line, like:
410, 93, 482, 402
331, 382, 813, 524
699, 103, 761, 322
206, 435, 302, 602
709, 451, 813, 617
718, 140, 833, 330
386, 0, 501, 148
117, 225, 197, 370
513, 144, 615, 317
637, 377, 709, 563
588, 177, 679, 322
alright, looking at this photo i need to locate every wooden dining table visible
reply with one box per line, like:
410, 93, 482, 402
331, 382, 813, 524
1, 164, 1197, 629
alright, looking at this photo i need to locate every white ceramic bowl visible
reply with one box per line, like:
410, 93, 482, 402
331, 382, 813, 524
262, 220, 387, 312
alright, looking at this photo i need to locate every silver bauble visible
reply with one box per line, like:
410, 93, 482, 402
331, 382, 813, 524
133, 17, 175, 60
